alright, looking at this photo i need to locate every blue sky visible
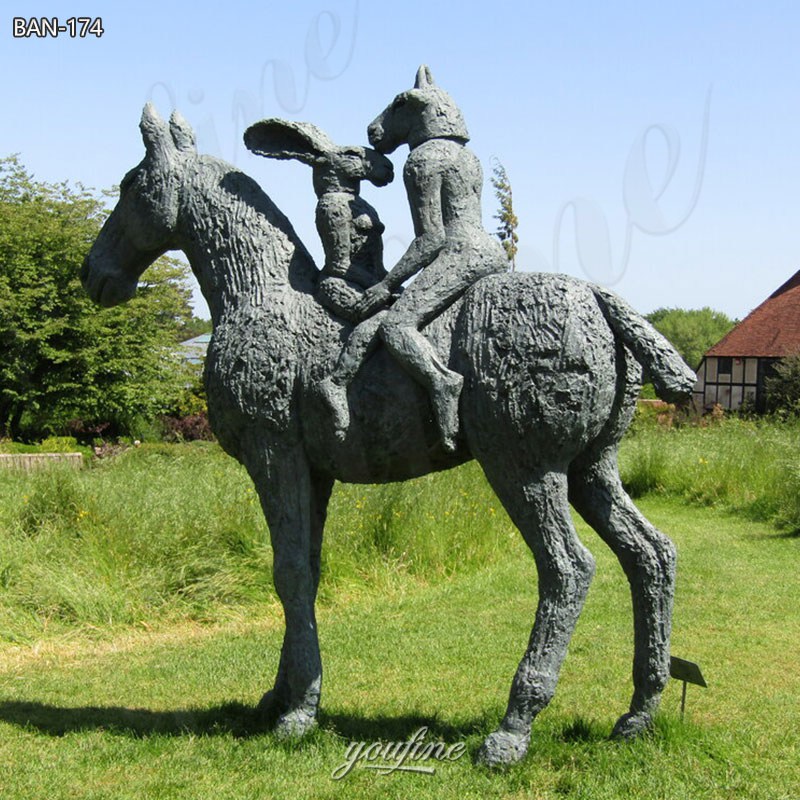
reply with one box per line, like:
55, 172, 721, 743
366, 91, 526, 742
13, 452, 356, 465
3, 1, 799, 320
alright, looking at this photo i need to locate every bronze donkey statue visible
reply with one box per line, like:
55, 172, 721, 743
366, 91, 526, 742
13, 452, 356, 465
83, 73, 694, 767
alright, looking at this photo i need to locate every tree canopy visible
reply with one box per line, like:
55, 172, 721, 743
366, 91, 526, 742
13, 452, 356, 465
646, 307, 737, 370
766, 353, 800, 416
0, 155, 201, 440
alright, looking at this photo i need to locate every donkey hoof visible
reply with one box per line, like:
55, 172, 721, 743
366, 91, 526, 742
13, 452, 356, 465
610, 711, 653, 740
476, 729, 530, 768
273, 708, 319, 740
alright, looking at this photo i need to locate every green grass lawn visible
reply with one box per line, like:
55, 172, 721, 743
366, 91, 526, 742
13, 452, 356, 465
1, 486, 797, 799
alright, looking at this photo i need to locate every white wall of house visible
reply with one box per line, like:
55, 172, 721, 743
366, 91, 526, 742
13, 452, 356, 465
693, 356, 759, 411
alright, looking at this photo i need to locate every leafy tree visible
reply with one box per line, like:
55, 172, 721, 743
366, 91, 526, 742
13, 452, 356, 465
490, 159, 519, 270
646, 307, 736, 370
765, 352, 800, 416
0, 155, 196, 440
178, 312, 213, 342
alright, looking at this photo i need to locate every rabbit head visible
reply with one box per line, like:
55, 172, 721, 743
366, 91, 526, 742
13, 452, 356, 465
244, 119, 394, 197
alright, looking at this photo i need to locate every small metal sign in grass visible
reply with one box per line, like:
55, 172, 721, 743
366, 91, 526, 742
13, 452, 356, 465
670, 656, 707, 720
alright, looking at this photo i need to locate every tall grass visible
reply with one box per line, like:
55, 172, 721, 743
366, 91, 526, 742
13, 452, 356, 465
619, 414, 800, 532
0, 443, 270, 641
0, 444, 517, 643
3, 411, 797, 644
323, 463, 519, 598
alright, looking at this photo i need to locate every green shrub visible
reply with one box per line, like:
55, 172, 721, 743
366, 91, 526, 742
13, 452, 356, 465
0, 437, 91, 457
38, 436, 81, 452
766, 352, 800, 416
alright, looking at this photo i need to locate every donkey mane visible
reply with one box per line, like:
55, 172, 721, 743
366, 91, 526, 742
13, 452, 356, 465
179, 155, 320, 317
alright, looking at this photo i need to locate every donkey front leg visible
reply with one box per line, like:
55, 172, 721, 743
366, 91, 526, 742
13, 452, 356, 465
258, 470, 333, 728
247, 445, 331, 737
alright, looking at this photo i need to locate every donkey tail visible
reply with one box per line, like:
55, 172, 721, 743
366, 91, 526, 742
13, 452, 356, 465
591, 285, 696, 403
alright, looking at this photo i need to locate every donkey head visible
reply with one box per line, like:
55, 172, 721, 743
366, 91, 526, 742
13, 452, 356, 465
244, 119, 393, 197
82, 104, 196, 307
367, 65, 470, 154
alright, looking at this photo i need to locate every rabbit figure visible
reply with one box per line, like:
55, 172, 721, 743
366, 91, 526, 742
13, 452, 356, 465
244, 119, 394, 322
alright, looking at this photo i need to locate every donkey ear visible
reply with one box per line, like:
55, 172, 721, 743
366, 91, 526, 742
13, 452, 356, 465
414, 65, 435, 89
140, 103, 172, 159
169, 110, 197, 153
244, 119, 334, 165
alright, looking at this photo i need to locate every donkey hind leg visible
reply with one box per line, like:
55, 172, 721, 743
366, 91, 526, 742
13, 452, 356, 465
476, 469, 596, 767
258, 471, 333, 728
568, 445, 676, 738
245, 445, 332, 738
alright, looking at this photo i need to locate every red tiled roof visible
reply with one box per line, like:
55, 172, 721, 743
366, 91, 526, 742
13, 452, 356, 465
706, 270, 800, 357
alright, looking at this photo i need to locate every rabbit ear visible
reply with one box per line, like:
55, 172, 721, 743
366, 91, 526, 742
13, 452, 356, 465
244, 119, 334, 165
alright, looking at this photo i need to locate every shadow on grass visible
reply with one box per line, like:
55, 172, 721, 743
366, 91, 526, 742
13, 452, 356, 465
319, 710, 489, 743
559, 717, 606, 743
0, 699, 263, 738
0, 699, 622, 752
0, 699, 487, 744
746, 527, 800, 541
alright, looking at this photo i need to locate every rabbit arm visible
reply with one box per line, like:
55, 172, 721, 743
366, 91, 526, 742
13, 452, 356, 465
316, 195, 353, 278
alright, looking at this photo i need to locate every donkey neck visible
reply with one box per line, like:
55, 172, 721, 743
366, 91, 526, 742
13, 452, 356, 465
176, 155, 319, 323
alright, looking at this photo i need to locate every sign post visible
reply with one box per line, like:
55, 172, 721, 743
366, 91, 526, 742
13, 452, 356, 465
669, 656, 707, 720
